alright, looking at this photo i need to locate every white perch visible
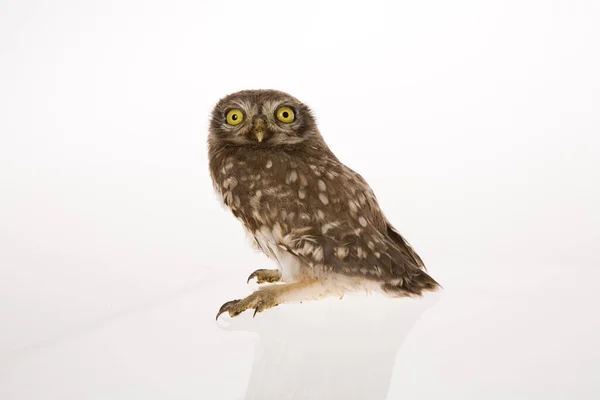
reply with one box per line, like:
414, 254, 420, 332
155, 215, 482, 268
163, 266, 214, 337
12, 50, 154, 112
220, 291, 441, 400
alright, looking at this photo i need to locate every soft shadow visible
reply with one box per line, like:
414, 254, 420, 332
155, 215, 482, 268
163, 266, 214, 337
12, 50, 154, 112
219, 291, 441, 400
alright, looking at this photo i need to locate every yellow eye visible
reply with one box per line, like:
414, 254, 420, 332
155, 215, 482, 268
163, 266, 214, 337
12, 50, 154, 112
226, 109, 244, 125
276, 106, 295, 123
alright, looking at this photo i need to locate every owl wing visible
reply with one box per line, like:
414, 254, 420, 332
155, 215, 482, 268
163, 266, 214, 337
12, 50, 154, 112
278, 165, 438, 295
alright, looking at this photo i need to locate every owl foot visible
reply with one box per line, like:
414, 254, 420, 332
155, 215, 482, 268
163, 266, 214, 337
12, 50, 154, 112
215, 281, 323, 320
216, 289, 279, 320
247, 269, 282, 284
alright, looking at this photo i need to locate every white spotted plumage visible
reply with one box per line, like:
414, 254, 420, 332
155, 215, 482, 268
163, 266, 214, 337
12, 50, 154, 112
209, 89, 440, 319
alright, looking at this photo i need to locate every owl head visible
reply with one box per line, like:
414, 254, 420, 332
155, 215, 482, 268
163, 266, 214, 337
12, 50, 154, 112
209, 89, 322, 148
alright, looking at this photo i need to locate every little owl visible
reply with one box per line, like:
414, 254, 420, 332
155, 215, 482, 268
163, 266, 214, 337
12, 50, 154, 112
209, 89, 439, 319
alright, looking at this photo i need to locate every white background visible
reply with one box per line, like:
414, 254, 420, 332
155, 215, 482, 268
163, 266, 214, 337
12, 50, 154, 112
1, 0, 599, 399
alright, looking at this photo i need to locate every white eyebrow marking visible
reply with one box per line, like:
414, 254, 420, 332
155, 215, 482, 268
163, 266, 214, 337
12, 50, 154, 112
223, 99, 258, 125
262, 100, 285, 117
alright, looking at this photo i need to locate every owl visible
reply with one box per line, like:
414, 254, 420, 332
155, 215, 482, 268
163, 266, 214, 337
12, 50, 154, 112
209, 89, 440, 319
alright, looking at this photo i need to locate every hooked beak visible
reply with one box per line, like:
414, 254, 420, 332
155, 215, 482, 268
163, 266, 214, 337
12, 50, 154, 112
253, 119, 265, 143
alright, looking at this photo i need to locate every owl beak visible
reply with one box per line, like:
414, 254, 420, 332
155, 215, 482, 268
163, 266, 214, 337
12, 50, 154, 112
254, 120, 265, 143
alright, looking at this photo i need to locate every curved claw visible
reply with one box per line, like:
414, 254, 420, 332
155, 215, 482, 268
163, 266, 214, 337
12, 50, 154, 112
215, 299, 241, 320
215, 294, 275, 320
247, 269, 282, 284
247, 270, 260, 284
252, 300, 269, 317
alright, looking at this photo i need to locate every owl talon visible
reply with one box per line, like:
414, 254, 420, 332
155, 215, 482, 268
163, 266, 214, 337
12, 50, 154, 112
247, 269, 282, 284
215, 290, 278, 320
216, 299, 242, 320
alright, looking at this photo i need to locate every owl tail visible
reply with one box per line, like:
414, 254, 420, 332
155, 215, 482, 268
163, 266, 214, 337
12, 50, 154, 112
381, 269, 441, 297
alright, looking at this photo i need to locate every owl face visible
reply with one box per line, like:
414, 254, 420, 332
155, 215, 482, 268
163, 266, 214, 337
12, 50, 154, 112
209, 90, 318, 147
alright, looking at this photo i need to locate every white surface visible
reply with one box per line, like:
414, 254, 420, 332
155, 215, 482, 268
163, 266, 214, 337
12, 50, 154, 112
1, 0, 599, 399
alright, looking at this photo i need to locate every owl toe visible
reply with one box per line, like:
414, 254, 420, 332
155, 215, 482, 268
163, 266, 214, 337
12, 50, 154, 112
247, 269, 282, 284
215, 299, 242, 320
215, 290, 279, 320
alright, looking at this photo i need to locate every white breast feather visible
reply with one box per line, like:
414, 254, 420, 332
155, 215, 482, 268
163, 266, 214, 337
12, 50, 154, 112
253, 226, 301, 282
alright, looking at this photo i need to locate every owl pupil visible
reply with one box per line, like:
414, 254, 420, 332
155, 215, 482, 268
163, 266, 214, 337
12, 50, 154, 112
232, 114, 238, 121
282, 112, 289, 118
